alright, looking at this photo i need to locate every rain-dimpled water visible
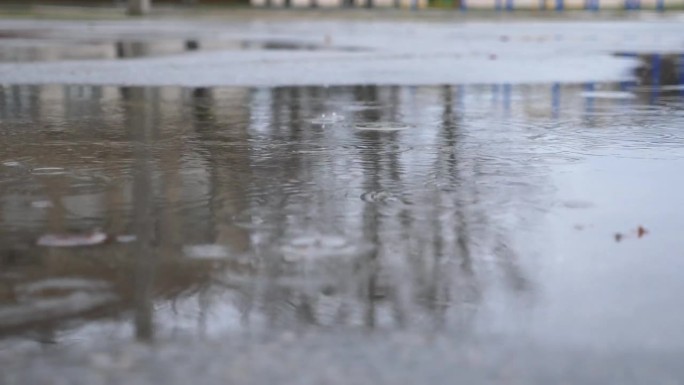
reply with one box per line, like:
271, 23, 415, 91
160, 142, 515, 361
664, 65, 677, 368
1, 59, 684, 352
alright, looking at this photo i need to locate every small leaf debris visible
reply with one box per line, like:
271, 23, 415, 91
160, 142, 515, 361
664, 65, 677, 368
637, 226, 648, 238
614, 225, 648, 243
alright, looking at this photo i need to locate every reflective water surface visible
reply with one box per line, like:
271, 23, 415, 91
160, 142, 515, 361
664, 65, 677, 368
1, 62, 684, 350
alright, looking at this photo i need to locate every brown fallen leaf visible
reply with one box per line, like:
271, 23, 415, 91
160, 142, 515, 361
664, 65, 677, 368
637, 226, 648, 238
614, 225, 649, 243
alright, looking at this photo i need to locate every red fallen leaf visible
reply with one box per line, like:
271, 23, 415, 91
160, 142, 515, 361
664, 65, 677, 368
614, 233, 623, 242
637, 226, 648, 238
37, 230, 108, 247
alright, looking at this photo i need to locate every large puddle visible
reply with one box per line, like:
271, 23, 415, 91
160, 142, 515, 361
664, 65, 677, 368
1, 68, 683, 350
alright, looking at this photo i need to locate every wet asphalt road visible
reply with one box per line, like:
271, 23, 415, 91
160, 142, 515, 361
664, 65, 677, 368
3, 330, 684, 385
1, 7, 684, 385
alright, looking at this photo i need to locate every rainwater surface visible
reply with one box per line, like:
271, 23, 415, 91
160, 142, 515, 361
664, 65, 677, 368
1, 66, 684, 351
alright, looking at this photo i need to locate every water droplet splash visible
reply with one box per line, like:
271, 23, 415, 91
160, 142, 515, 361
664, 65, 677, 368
31, 167, 67, 176
115, 235, 137, 244
580, 91, 636, 99
183, 244, 231, 260
36, 230, 108, 247
280, 234, 373, 263
354, 122, 410, 132
30, 200, 53, 209
233, 209, 274, 230
310, 112, 345, 125
360, 190, 398, 203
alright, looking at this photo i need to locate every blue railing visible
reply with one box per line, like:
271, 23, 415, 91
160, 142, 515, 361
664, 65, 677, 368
262, 0, 670, 10
483, 55, 683, 118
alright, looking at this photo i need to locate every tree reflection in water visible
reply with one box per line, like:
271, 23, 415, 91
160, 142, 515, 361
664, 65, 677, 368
2, 70, 680, 344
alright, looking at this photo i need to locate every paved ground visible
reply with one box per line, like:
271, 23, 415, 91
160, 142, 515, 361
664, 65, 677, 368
3, 330, 684, 385
1, 8, 684, 385
0, 10, 682, 86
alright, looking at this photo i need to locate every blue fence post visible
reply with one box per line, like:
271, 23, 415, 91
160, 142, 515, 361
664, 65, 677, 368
555, 0, 563, 11
585, 0, 598, 11
625, 0, 640, 10
495, 0, 502, 11
460, 0, 467, 11
618, 81, 636, 106
652, 55, 661, 85
506, 0, 514, 11
584, 83, 595, 115
491, 84, 500, 107
650, 54, 662, 104
503, 84, 511, 113
656, 0, 664, 11
619, 81, 634, 91
679, 54, 684, 98
619, 81, 637, 97
551, 83, 560, 119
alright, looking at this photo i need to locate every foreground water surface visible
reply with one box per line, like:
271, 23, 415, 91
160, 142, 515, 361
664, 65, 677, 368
1, 68, 684, 351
